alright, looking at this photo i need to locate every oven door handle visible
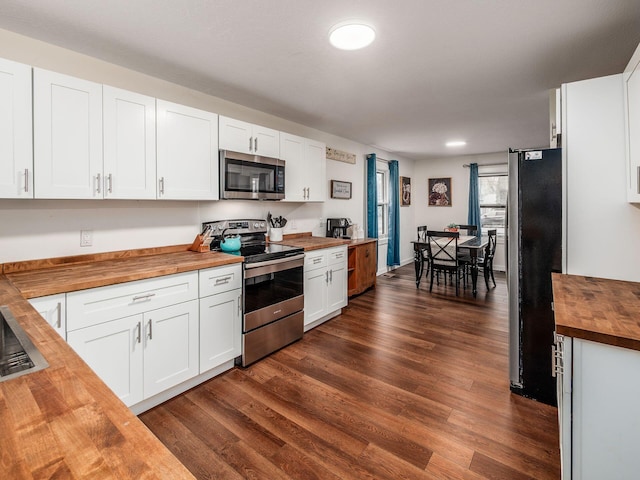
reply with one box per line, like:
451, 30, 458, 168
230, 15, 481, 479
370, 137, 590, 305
243, 253, 305, 278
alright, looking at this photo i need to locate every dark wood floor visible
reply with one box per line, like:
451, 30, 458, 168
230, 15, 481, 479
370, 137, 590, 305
139, 264, 560, 480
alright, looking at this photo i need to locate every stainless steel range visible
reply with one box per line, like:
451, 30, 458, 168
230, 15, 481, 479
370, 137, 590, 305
203, 219, 305, 366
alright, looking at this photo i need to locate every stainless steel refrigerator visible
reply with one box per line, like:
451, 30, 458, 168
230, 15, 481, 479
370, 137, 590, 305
507, 148, 562, 406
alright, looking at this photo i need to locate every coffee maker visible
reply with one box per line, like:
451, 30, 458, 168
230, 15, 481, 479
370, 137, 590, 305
326, 218, 352, 238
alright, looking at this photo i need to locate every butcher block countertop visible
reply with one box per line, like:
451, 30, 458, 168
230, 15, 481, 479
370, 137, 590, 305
0, 245, 246, 478
275, 232, 374, 251
552, 273, 640, 351
4, 246, 243, 299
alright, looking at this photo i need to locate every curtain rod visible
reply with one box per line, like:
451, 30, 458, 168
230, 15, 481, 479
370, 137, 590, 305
463, 162, 507, 168
367, 154, 389, 163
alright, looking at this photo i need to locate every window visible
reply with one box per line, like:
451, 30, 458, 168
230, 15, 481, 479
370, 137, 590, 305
376, 166, 389, 238
479, 174, 508, 236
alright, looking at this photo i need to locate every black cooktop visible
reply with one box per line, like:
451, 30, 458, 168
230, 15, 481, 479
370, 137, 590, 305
203, 219, 304, 264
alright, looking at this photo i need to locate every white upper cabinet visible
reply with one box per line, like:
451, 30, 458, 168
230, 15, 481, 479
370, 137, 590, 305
219, 115, 279, 158
103, 86, 156, 199
33, 68, 103, 199
156, 99, 219, 200
0, 58, 32, 198
624, 43, 640, 203
280, 132, 326, 202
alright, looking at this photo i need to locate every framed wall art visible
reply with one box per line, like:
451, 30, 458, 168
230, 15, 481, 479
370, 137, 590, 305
400, 176, 411, 206
330, 180, 352, 199
428, 177, 452, 206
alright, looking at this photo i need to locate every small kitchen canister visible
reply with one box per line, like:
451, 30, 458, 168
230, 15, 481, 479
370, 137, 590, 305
270, 227, 283, 242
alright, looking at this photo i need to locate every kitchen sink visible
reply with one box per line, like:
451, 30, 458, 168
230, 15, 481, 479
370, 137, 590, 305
0, 306, 48, 382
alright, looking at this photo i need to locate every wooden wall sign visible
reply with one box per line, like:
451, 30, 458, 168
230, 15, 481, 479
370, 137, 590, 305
326, 147, 356, 164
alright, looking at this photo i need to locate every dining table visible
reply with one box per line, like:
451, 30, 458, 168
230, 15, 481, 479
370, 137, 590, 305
411, 234, 489, 297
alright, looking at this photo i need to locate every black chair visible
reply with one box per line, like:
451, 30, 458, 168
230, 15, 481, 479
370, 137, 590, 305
456, 224, 478, 236
417, 225, 430, 278
426, 231, 466, 296
479, 229, 497, 288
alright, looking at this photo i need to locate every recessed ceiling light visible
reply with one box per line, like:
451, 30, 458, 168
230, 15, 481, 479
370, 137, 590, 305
329, 23, 375, 50
446, 140, 467, 147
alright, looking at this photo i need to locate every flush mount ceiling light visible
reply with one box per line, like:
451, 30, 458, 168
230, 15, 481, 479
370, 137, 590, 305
446, 140, 467, 147
329, 23, 376, 50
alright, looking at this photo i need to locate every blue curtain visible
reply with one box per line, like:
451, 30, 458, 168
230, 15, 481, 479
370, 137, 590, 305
468, 162, 481, 238
366, 154, 378, 238
387, 160, 400, 266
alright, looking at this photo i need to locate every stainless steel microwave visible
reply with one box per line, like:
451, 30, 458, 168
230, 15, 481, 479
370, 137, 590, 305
219, 150, 285, 200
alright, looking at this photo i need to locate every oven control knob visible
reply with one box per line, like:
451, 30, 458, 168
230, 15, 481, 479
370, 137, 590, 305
217, 225, 224, 231
253, 222, 260, 229
260, 222, 265, 228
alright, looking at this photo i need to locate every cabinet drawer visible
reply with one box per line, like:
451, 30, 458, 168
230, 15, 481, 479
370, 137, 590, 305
199, 264, 242, 297
304, 250, 327, 271
67, 271, 198, 331
328, 246, 348, 266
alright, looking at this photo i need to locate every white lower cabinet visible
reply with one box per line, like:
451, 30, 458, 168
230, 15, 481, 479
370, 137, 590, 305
199, 289, 242, 372
67, 299, 199, 407
304, 246, 347, 330
28, 293, 66, 340
557, 336, 640, 479
67, 314, 144, 406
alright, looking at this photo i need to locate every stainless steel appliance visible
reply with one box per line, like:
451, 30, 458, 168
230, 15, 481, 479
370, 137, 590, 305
203, 219, 304, 366
507, 148, 562, 406
326, 217, 352, 238
219, 150, 285, 200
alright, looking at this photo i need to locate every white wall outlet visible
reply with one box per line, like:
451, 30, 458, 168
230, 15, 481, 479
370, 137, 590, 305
319, 218, 325, 228
80, 230, 93, 247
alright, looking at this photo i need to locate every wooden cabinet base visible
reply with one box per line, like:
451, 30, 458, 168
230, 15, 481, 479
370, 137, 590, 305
348, 239, 377, 297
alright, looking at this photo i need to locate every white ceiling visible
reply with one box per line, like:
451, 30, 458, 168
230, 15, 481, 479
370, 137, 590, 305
1, 0, 639, 160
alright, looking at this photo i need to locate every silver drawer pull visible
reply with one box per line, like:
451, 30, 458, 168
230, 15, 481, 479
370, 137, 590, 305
56, 302, 62, 329
214, 276, 231, 285
148, 319, 153, 340
24, 168, 29, 193
313, 258, 322, 264
132, 293, 156, 302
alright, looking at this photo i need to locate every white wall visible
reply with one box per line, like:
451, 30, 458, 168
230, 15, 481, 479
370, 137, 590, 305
413, 152, 508, 271
563, 74, 640, 282
0, 28, 416, 264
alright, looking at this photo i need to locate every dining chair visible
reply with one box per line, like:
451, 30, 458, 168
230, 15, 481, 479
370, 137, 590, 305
456, 224, 477, 275
426, 230, 466, 296
457, 224, 478, 236
479, 229, 497, 288
417, 225, 430, 278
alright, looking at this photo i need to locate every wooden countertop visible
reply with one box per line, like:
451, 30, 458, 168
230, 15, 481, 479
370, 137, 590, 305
552, 273, 640, 351
5, 248, 243, 299
0, 277, 195, 478
274, 232, 375, 251
0, 245, 249, 478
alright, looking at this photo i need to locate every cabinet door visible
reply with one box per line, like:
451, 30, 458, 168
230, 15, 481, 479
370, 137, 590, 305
626, 62, 640, 202
143, 300, 199, 398
199, 289, 242, 372
156, 100, 218, 200
29, 294, 66, 340
327, 263, 347, 312
304, 267, 328, 326
0, 58, 32, 198
304, 138, 326, 201
219, 115, 253, 154
103, 86, 156, 199
33, 68, 103, 199
358, 242, 378, 291
67, 315, 144, 406
280, 132, 306, 201
253, 125, 280, 158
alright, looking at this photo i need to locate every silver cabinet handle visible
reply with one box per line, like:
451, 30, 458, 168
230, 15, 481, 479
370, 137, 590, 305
107, 173, 113, 194
330, 269, 333, 282
96, 173, 102, 194
132, 293, 156, 302
215, 276, 231, 285
325, 270, 329, 283
313, 257, 322, 264
159, 177, 165, 195
56, 302, 62, 329
249, 136, 253, 152
254, 137, 258, 152
24, 168, 29, 193
147, 319, 153, 340
136, 321, 142, 344
306, 187, 310, 199
637, 166, 640, 194
238, 295, 242, 317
